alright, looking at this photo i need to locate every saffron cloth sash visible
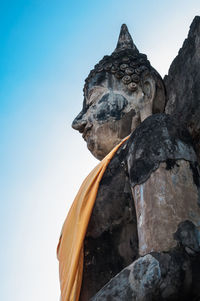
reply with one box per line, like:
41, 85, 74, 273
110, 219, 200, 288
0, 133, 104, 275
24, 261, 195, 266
57, 136, 129, 301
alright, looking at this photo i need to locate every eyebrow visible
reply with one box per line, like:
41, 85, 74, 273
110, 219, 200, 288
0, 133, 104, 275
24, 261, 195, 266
87, 86, 107, 98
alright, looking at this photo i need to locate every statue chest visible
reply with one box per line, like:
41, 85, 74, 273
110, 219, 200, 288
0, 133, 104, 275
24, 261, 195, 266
79, 151, 138, 300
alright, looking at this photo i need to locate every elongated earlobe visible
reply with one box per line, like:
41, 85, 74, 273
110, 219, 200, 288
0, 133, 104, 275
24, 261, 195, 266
143, 78, 156, 102
139, 78, 156, 122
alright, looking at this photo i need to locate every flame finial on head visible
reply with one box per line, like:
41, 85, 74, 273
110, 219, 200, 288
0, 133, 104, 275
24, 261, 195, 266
114, 24, 139, 53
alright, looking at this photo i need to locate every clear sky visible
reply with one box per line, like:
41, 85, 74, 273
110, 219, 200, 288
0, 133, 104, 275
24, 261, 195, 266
0, 1, 199, 300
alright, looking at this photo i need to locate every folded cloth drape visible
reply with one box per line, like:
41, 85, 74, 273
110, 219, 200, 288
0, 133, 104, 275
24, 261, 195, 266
57, 136, 129, 301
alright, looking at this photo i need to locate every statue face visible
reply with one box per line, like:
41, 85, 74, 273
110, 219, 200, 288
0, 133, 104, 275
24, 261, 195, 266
72, 72, 149, 160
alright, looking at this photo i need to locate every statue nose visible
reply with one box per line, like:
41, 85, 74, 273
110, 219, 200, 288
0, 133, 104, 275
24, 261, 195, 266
72, 113, 87, 133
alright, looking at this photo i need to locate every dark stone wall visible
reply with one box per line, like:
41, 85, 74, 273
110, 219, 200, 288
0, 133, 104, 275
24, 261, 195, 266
164, 16, 200, 160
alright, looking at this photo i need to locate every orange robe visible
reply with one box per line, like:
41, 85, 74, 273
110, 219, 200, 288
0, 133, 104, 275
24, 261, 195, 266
57, 137, 129, 301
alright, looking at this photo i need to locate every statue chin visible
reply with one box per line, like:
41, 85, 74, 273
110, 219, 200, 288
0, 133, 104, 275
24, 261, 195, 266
86, 134, 123, 160
86, 138, 109, 161
90, 149, 106, 161
83, 117, 132, 160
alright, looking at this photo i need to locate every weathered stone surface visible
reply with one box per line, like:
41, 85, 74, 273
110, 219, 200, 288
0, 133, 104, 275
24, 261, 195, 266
71, 21, 200, 301
164, 16, 200, 160
79, 114, 200, 300
76, 24, 165, 299
114, 23, 138, 53
72, 24, 165, 160
126, 114, 198, 188
151, 249, 192, 300
126, 114, 200, 255
133, 160, 200, 255
90, 254, 161, 301
174, 220, 200, 254
91, 245, 200, 301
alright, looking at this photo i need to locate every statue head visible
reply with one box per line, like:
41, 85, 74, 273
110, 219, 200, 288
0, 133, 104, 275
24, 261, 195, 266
72, 24, 166, 160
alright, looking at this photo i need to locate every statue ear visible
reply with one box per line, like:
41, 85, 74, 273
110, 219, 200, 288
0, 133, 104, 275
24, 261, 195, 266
139, 77, 156, 122
142, 74, 166, 114
142, 77, 156, 104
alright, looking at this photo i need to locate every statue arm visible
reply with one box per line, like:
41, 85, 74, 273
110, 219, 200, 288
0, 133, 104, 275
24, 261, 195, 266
126, 113, 200, 255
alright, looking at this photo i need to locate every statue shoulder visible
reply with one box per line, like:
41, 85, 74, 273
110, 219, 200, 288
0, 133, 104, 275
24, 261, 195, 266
126, 113, 198, 187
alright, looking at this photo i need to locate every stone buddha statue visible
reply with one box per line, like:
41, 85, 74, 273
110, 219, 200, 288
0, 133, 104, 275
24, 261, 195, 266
71, 24, 200, 300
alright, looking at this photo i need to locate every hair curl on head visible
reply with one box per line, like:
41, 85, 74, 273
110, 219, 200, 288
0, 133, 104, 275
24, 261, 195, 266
84, 49, 152, 95
84, 24, 166, 114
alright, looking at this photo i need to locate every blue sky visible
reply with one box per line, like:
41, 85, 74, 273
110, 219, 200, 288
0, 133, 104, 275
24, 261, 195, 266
0, 1, 200, 300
